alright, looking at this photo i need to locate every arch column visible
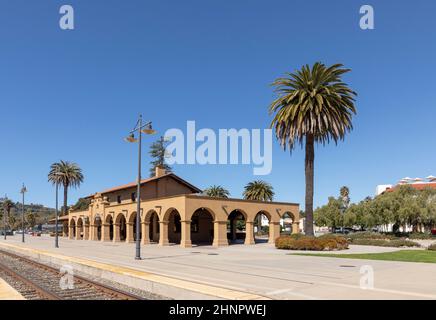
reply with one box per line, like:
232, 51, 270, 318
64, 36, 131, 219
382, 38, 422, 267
244, 221, 255, 245
69, 226, 74, 239
213, 221, 228, 247
84, 225, 89, 240
159, 221, 169, 246
113, 223, 120, 242
102, 223, 110, 241
75, 226, 82, 240
269, 221, 281, 243
141, 222, 150, 245
292, 221, 299, 234
126, 222, 135, 243
180, 220, 192, 248
89, 224, 95, 240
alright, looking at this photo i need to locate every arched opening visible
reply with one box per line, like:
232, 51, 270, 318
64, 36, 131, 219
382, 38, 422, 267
254, 211, 271, 243
70, 219, 76, 238
280, 212, 295, 235
146, 211, 160, 243
167, 209, 181, 244
191, 208, 214, 246
94, 216, 102, 240
115, 214, 127, 242
129, 212, 142, 242
77, 218, 83, 239
227, 210, 246, 244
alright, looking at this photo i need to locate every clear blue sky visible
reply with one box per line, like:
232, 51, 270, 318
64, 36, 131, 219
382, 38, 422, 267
1, 0, 435, 209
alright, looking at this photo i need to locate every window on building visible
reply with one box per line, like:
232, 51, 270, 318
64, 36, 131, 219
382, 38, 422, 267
131, 192, 136, 202
117, 195, 121, 204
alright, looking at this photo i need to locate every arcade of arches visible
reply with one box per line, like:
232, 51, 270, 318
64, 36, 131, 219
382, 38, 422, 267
68, 194, 299, 248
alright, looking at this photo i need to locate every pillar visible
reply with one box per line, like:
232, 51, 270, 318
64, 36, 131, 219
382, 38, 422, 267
102, 223, 111, 241
212, 221, 228, 247
126, 222, 135, 243
69, 226, 74, 239
292, 221, 299, 234
180, 220, 192, 248
84, 225, 89, 240
159, 221, 169, 246
90, 224, 95, 240
244, 221, 255, 245
75, 226, 82, 240
141, 222, 150, 245
269, 222, 281, 243
113, 223, 120, 242
231, 219, 237, 240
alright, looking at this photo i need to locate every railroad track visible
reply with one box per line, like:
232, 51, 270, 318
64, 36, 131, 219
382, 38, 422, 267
0, 249, 144, 300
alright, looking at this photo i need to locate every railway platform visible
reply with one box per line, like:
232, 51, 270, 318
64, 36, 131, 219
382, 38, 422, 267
0, 277, 25, 300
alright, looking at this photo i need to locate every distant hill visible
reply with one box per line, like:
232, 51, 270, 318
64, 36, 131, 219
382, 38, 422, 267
0, 198, 56, 224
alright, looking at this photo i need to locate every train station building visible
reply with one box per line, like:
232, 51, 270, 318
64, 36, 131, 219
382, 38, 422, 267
66, 167, 300, 248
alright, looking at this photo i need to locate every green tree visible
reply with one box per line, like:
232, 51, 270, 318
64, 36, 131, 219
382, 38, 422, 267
26, 210, 37, 228
48, 161, 84, 216
269, 63, 357, 235
314, 197, 342, 229
340, 186, 350, 208
71, 197, 91, 211
243, 180, 274, 202
149, 136, 172, 177
204, 185, 230, 198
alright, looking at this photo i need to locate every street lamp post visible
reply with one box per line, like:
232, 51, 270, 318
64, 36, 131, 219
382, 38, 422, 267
20, 184, 27, 243
125, 115, 156, 260
55, 182, 59, 248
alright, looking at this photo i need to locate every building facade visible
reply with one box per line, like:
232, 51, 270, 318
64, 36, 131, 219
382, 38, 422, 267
67, 168, 300, 248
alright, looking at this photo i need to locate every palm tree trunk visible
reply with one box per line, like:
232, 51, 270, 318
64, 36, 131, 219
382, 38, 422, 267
63, 184, 68, 216
305, 134, 315, 236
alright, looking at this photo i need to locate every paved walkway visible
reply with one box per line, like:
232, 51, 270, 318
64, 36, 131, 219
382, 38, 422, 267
0, 277, 25, 300
1, 235, 435, 300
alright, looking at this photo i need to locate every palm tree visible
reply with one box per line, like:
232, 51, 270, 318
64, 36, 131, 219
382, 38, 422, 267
204, 185, 230, 198
340, 186, 350, 208
48, 161, 84, 216
269, 62, 357, 236
243, 181, 274, 202
1, 199, 14, 230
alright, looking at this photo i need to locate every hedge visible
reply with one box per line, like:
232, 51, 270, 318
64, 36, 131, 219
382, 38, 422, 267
350, 239, 421, 248
275, 234, 348, 251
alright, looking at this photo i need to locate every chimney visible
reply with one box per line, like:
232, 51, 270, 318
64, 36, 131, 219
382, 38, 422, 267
155, 165, 166, 177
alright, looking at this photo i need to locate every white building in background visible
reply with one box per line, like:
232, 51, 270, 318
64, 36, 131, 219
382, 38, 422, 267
375, 184, 393, 196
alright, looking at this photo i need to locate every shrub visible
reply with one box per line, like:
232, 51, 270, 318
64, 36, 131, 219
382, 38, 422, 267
347, 232, 395, 241
351, 239, 421, 248
406, 233, 434, 240
428, 243, 436, 251
275, 235, 348, 251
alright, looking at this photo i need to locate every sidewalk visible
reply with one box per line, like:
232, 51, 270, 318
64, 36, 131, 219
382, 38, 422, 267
1, 235, 435, 300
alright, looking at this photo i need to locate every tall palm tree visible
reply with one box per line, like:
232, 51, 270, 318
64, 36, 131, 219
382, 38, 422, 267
340, 186, 350, 208
243, 180, 274, 202
204, 185, 230, 198
48, 161, 84, 216
269, 62, 357, 236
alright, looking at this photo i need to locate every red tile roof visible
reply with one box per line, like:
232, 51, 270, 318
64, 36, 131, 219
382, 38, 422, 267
98, 173, 202, 195
386, 182, 436, 192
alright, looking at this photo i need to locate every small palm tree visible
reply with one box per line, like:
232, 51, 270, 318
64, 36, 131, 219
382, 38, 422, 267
270, 62, 357, 236
48, 161, 84, 216
243, 181, 274, 202
1, 199, 14, 230
204, 185, 230, 198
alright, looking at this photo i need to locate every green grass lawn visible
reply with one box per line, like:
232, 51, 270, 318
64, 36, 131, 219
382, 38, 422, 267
292, 250, 436, 264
